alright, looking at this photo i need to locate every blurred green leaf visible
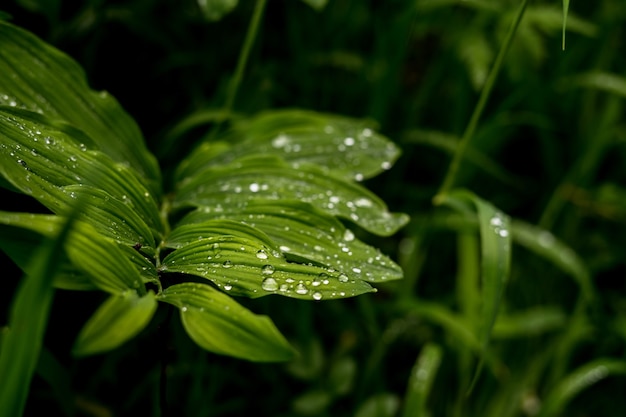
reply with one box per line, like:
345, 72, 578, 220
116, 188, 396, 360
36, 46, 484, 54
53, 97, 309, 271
198, 0, 238, 21
174, 155, 408, 236
328, 356, 357, 396
176, 200, 403, 283
73, 290, 157, 356
0, 205, 78, 417
492, 306, 566, 339
401, 343, 443, 417
511, 219, 594, 301
355, 393, 400, 417
0, 21, 160, 193
538, 359, 626, 417
158, 282, 295, 362
562, 0, 569, 49
161, 230, 375, 301
292, 389, 332, 415
561, 72, 626, 98
300, 0, 328, 12
176, 109, 402, 184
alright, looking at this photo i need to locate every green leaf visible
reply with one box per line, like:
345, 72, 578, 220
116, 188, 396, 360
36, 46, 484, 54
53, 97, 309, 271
161, 230, 375, 301
438, 190, 512, 348
158, 282, 294, 362
492, 306, 566, 338
538, 359, 626, 417
300, 0, 328, 12
561, 71, 626, 98
73, 290, 157, 356
176, 109, 402, 183
401, 343, 443, 417
355, 393, 400, 417
0, 107, 162, 246
0, 211, 149, 294
174, 155, 408, 236
511, 219, 594, 301
562, 0, 569, 49
0, 205, 78, 417
64, 224, 146, 295
0, 21, 160, 192
197, 0, 238, 21
176, 200, 403, 283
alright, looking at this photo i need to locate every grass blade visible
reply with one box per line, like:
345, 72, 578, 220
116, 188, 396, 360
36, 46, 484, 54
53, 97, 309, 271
401, 343, 443, 417
0, 208, 79, 417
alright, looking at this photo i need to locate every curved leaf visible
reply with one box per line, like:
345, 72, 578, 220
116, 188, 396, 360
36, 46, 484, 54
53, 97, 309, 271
161, 232, 375, 300
439, 189, 512, 348
0, 107, 162, 245
158, 282, 294, 362
73, 290, 157, 356
176, 200, 403, 282
0, 21, 160, 192
538, 359, 626, 417
174, 155, 408, 236
401, 343, 443, 417
176, 109, 401, 183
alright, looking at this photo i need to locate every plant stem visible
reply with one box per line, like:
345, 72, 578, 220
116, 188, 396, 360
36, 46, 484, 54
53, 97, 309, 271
434, 0, 529, 202
223, 0, 267, 119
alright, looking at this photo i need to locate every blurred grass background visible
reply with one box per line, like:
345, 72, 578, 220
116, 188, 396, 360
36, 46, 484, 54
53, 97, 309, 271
2, 0, 626, 416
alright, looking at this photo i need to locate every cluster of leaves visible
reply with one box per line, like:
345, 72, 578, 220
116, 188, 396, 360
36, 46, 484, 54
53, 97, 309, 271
2, 0, 626, 416
0, 12, 408, 416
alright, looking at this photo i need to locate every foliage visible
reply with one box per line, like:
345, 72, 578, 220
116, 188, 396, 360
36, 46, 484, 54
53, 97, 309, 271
2, 0, 626, 416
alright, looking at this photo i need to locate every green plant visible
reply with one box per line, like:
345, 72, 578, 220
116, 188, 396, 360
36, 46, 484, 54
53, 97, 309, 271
0, 10, 408, 416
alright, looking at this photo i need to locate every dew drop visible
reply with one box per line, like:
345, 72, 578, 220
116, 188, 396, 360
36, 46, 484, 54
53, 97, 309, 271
223, 284, 233, 291
295, 283, 308, 295
343, 137, 355, 146
249, 183, 260, 192
181, 306, 188, 312
312, 292, 322, 301
262, 277, 278, 291
261, 264, 275, 275
338, 273, 349, 283
256, 249, 268, 260
222, 260, 233, 268
352, 267, 362, 274
343, 229, 355, 241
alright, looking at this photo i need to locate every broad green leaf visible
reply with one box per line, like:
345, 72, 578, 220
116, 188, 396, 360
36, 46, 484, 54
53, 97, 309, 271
401, 343, 443, 417
161, 233, 375, 300
0, 205, 78, 417
439, 190, 511, 348
176, 200, 403, 283
538, 359, 626, 417
0, 107, 162, 244
0, 21, 160, 192
158, 282, 294, 362
176, 109, 401, 183
73, 290, 157, 356
198, 0, 238, 21
492, 306, 566, 338
0, 211, 153, 292
174, 155, 408, 236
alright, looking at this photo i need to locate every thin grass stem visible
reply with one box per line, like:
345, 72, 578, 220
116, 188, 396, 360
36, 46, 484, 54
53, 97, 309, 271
434, 0, 530, 201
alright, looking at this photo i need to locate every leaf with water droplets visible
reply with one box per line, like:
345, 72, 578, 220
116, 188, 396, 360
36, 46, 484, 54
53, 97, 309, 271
176, 109, 401, 184
437, 189, 511, 352
73, 290, 157, 356
174, 155, 408, 236
177, 200, 403, 283
0, 21, 160, 193
0, 108, 161, 246
161, 230, 375, 300
158, 282, 294, 362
